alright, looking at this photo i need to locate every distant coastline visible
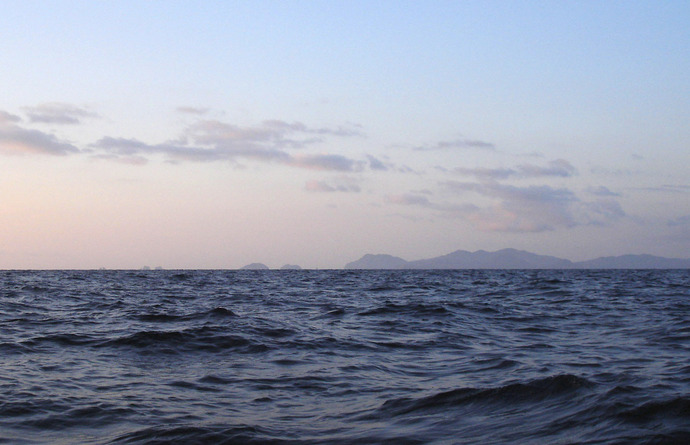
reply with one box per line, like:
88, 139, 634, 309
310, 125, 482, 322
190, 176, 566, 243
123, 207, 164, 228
232, 248, 690, 270
343, 248, 690, 269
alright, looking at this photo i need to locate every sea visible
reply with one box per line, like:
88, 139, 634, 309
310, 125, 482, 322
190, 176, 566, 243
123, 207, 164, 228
1, 269, 689, 444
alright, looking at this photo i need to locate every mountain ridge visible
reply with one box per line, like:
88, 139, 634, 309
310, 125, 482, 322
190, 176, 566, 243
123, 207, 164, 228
344, 248, 690, 269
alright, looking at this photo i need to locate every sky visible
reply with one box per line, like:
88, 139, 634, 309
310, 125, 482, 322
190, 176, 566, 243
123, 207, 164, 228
1, 1, 689, 269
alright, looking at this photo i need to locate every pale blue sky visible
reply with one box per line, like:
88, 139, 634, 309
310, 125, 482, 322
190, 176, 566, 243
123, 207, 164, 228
1, 1, 689, 268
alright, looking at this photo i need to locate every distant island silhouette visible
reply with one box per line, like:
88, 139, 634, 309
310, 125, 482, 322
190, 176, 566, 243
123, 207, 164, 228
344, 248, 690, 269
241, 262, 270, 270
240, 249, 690, 270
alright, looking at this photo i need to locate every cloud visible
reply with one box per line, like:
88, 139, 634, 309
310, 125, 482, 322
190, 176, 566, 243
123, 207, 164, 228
438, 181, 625, 232
94, 117, 362, 165
385, 193, 433, 206
94, 137, 155, 155
385, 193, 479, 216
22, 103, 98, 125
452, 166, 515, 180
517, 159, 576, 177
638, 184, 690, 194
186, 119, 298, 147
262, 119, 364, 138
396, 164, 421, 174
366, 154, 388, 171
305, 177, 361, 193
445, 181, 576, 201
579, 199, 626, 223
289, 154, 364, 172
0, 111, 21, 124
305, 180, 335, 192
664, 215, 690, 245
92, 135, 365, 172
587, 185, 621, 197
6, 109, 369, 173
0, 114, 79, 156
414, 138, 495, 151
185, 119, 362, 150
668, 215, 690, 227
176, 106, 210, 115
446, 181, 579, 231
453, 159, 576, 179
92, 136, 290, 163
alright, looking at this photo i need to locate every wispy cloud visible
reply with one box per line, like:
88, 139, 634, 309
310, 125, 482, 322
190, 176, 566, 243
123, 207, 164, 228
366, 154, 388, 171
451, 166, 514, 180
445, 181, 579, 232
305, 177, 361, 193
92, 135, 365, 172
587, 185, 621, 197
453, 159, 577, 180
0, 111, 21, 124
22, 103, 98, 125
2, 106, 370, 172
176, 106, 210, 115
185, 119, 362, 150
414, 138, 495, 151
444, 181, 624, 232
385, 193, 433, 206
638, 184, 690, 194
517, 159, 576, 177
579, 199, 626, 223
93, 137, 155, 155
386, 180, 626, 233
384, 193, 479, 216
289, 154, 364, 172
87, 116, 368, 170
664, 214, 690, 245
668, 215, 690, 227
0, 111, 79, 156
92, 136, 290, 163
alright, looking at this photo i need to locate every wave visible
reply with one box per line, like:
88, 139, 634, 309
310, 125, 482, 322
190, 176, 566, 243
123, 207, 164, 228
619, 396, 690, 424
23, 404, 136, 430
22, 333, 98, 350
135, 306, 237, 323
0, 398, 72, 418
102, 326, 267, 354
110, 424, 293, 445
0, 399, 137, 432
109, 423, 429, 445
3, 269, 689, 444
372, 374, 594, 418
0, 341, 37, 354
357, 302, 450, 317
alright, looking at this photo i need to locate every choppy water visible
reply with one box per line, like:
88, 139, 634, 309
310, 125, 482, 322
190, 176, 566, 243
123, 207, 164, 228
1, 269, 689, 444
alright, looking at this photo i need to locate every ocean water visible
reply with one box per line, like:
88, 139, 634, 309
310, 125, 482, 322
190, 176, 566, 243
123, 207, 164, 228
1, 269, 689, 444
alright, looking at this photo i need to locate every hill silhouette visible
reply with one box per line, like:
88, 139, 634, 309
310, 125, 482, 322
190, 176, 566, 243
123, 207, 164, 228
344, 249, 690, 269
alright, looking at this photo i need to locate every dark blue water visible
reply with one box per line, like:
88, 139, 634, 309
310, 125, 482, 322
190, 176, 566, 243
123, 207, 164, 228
1, 269, 689, 444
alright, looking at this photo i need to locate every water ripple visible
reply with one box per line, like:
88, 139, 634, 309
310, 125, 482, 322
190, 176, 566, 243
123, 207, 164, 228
0, 269, 688, 444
